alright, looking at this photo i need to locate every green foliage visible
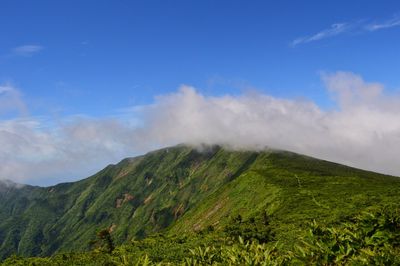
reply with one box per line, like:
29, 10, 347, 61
224, 212, 273, 243
3, 206, 400, 265
90, 228, 115, 254
185, 237, 287, 265
2, 145, 400, 263
292, 205, 400, 265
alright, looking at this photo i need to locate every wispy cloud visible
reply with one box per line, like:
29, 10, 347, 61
292, 13, 400, 46
292, 23, 350, 47
366, 16, 400, 31
12, 45, 43, 56
0, 84, 28, 116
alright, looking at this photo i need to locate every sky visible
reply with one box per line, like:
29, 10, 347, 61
1, 0, 400, 185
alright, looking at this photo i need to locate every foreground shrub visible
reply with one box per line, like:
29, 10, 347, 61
185, 236, 288, 265
292, 205, 400, 265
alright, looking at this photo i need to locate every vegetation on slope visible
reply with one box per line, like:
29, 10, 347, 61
2, 205, 400, 265
1, 144, 400, 264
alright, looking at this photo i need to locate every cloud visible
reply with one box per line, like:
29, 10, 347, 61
2, 72, 400, 185
135, 73, 400, 178
0, 115, 136, 185
366, 16, 400, 31
292, 14, 400, 46
292, 23, 350, 46
0, 84, 28, 116
12, 45, 43, 56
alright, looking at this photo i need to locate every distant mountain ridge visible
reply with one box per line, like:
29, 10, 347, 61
1, 144, 399, 259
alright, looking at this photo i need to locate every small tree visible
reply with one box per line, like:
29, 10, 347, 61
90, 228, 115, 254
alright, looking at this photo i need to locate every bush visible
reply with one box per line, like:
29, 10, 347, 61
224, 212, 273, 243
292, 205, 400, 265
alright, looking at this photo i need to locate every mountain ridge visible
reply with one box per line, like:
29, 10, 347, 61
0, 144, 399, 259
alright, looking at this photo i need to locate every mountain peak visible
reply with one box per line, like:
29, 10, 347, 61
0, 145, 399, 259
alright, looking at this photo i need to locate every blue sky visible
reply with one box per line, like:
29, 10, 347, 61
1, 0, 400, 116
1, 1, 400, 185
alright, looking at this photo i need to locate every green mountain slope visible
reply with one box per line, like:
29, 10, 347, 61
1, 145, 399, 260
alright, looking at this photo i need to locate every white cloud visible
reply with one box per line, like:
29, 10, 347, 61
0, 84, 28, 115
366, 16, 400, 31
0, 116, 136, 185
135, 72, 400, 178
292, 23, 350, 46
2, 72, 400, 185
12, 45, 43, 56
292, 14, 400, 46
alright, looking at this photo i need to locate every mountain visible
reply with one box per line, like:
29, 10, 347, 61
1, 145, 400, 260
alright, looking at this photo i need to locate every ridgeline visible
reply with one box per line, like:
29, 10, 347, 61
1, 145, 400, 264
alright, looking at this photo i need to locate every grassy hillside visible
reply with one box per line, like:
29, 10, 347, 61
1, 145, 400, 262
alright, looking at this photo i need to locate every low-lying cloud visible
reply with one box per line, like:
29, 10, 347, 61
1, 71, 400, 185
